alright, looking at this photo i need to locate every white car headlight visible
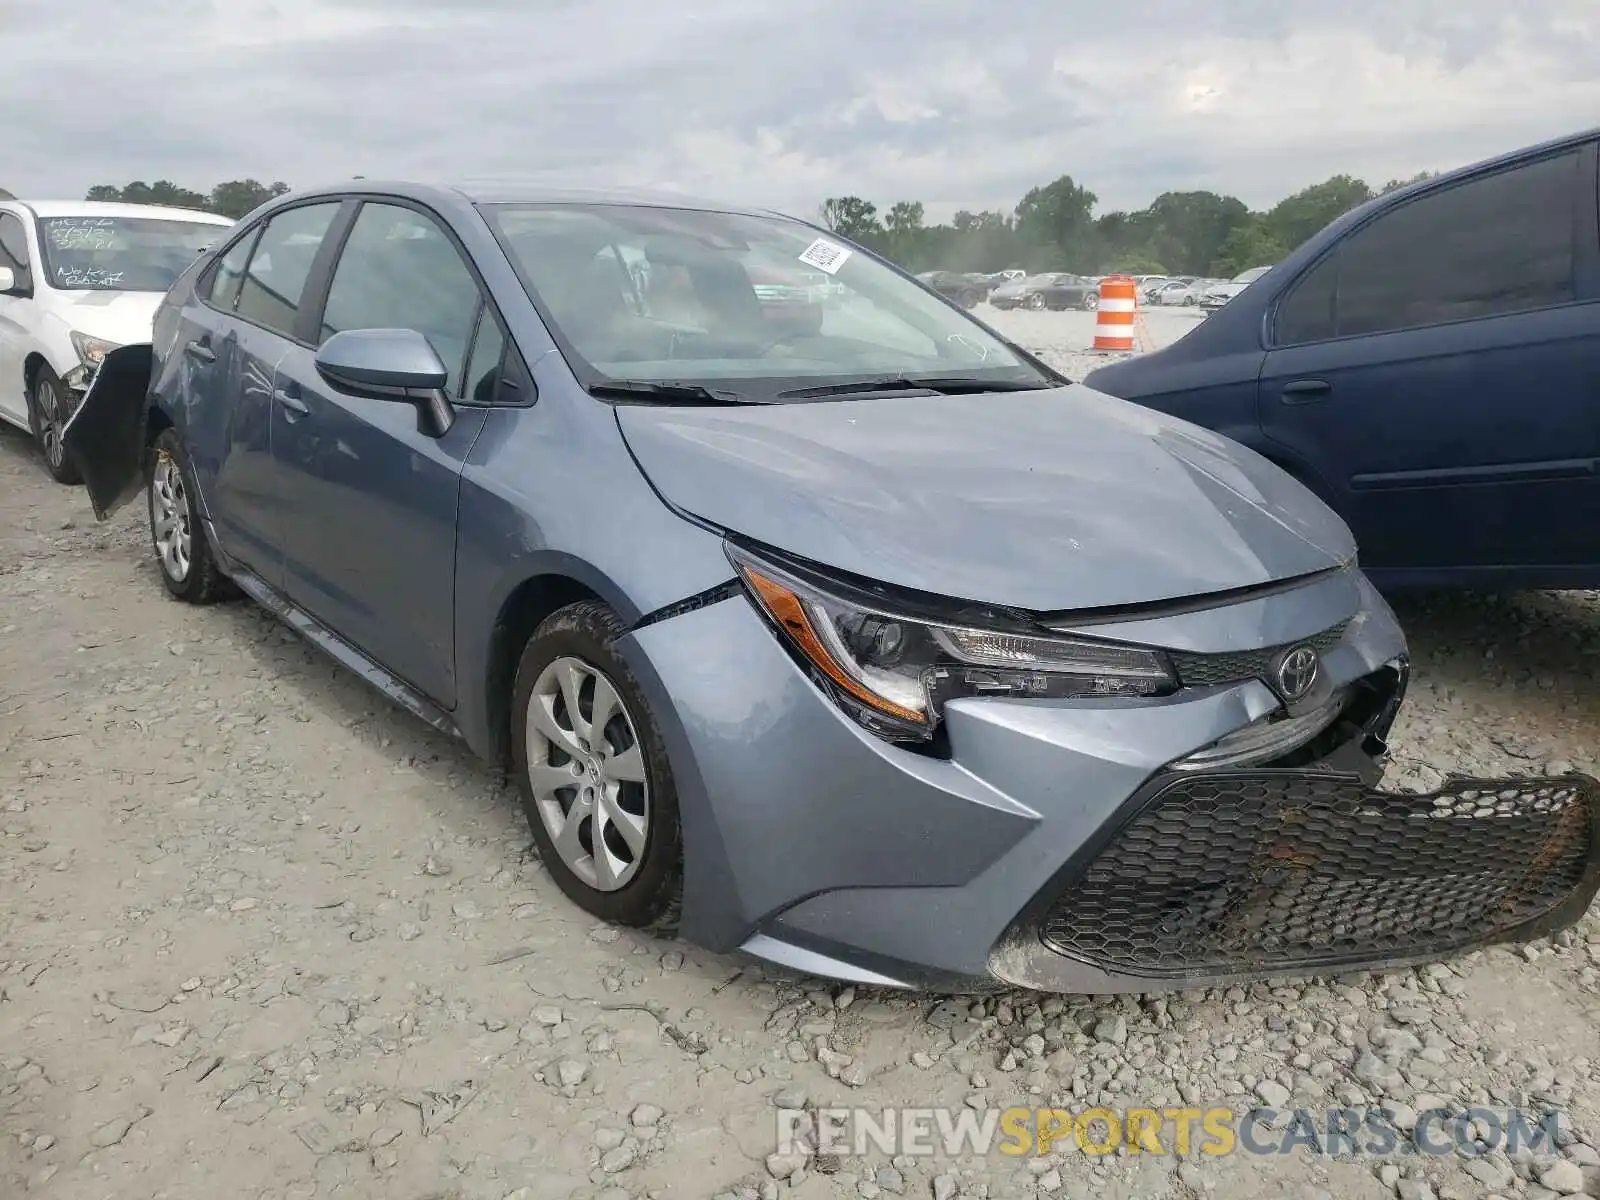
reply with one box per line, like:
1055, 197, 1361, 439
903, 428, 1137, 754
69, 331, 120, 367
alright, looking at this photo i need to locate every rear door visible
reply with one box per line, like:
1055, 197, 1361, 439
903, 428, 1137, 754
187, 201, 345, 585
1259, 141, 1600, 579
269, 199, 492, 708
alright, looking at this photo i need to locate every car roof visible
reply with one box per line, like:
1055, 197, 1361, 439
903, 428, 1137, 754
10, 200, 234, 223
277, 179, 784, 220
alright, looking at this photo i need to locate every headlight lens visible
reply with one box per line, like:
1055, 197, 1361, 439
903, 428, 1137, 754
727, 543, 1178, 742
70, 331, 119, 367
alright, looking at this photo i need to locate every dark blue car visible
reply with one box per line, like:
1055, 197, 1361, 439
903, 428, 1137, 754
1086, 127, 1600, 591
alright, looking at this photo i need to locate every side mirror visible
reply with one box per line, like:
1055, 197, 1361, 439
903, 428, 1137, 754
0, 265, 23, 295
314, 328, 455, 435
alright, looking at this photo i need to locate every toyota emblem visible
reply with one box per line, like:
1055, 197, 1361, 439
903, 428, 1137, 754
1275, 645, 1319, 700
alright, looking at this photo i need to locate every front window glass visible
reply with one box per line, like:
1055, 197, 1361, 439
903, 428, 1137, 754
481, 203, 1046, 398
37, 215, 229, 292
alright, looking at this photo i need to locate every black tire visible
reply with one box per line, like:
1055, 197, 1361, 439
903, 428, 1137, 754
511, 600, 682, 933
27, 365, 82, 485
147, 428, 237, 603
1025, 293, 1046, 311
1081, 291, 1100, 311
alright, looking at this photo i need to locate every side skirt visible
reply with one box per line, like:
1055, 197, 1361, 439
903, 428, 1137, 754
216, 531, 466, 745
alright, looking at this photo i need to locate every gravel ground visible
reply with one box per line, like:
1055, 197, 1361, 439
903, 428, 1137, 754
3, 304, 1600, 1200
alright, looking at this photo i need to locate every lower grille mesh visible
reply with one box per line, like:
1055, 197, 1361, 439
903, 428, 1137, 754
1040, 771, 1599, 978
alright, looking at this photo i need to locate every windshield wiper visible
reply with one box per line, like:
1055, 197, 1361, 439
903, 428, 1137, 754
775, 374, 1055, 400
587, 380, 758, 406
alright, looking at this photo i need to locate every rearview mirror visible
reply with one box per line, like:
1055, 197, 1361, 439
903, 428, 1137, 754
314, 328, 454, 435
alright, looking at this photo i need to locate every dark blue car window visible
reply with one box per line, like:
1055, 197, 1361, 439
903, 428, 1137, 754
1285, 151, 1580, 344
1277, 253, 1337, 344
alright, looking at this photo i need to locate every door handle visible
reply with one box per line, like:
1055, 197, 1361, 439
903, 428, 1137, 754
1280, 379, 1330, 403
184, 340, 215, 363
273, 387, 309, 416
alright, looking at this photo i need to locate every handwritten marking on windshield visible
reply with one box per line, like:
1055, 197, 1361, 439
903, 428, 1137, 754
56, 266, 125, 288
46, 218, 119, 251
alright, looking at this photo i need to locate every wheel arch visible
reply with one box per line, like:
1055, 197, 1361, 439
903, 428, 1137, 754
22, 351, 49, 393
477, 571, 612, 769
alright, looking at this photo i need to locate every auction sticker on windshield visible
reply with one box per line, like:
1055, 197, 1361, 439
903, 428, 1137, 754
799, 237, 852, 275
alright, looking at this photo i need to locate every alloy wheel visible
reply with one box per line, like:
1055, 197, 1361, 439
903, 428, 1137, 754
34, 377, 66, 470
525, 655, 650, 892
150, 451, 192, 582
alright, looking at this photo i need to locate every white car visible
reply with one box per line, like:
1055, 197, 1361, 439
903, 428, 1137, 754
0, 200, 235, 481
1197, 265, 1275, 315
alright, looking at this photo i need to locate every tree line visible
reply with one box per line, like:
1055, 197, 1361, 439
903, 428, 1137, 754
79, 178, 292, 220
820, 169, 1438, 278
7, 168, 1438, 276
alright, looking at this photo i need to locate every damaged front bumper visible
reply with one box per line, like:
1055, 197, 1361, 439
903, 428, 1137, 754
989, 766, 1600, 992
60, 342, 154, 521
626, 567, 1600, 994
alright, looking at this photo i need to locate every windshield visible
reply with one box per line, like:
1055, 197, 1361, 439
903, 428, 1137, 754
39, 215, 229, 292
1233, 266, 1272, 284
482, 203, 1048, 398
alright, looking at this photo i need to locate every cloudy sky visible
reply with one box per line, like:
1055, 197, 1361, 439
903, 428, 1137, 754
6, 0, 1598, 220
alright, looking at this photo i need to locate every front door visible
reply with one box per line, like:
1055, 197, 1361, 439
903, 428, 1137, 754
0, 212, 37, 429
1259, 142, 1600, 581
271, 200, 495, 708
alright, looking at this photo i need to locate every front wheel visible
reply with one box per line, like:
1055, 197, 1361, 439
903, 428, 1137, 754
511, 600, 683, 932
28, 367, 81, 485
148, 429, 237, 603
1081, 292, 1100, 311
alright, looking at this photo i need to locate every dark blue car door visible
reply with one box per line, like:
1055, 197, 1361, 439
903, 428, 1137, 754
268, 199, 491, 709
186, 202, 345, 587
1258, 141, 1600, 583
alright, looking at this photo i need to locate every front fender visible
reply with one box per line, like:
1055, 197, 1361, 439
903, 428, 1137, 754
61, 342, 154, 520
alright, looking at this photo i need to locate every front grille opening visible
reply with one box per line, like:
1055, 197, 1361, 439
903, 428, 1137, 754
1169, 622, 1348, 691
1039, 771, 1598, 978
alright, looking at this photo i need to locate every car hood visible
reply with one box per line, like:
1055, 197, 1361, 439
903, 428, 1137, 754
45, 289, 164, 347
1206, 282, 1248, 298
615, 385, 1356, 612
992, 283, 1034, 296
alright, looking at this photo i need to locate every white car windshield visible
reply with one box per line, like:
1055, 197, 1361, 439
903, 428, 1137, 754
1233, 266, 1272, 284
38, 215, 228, 292
482, 202, 1048, 398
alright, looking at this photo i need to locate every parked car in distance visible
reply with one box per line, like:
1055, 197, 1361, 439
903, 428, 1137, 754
989, 272, 1101, 311
64, 181, 1585, 994
1147, 278, 1204, 306
1198, 266, 1273, 314
1085, 126, 1600, 592
985, 268, 1026, 287
915, 270, 988, 309
0, 199, 235, 481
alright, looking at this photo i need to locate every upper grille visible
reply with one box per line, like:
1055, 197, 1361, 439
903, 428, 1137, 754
1169, 623, 1348, 691
1038, 771, 1600, 979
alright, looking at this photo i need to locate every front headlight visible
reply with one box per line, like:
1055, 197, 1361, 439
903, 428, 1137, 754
70, 331, 120, 367
727, 543, 1178, 742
